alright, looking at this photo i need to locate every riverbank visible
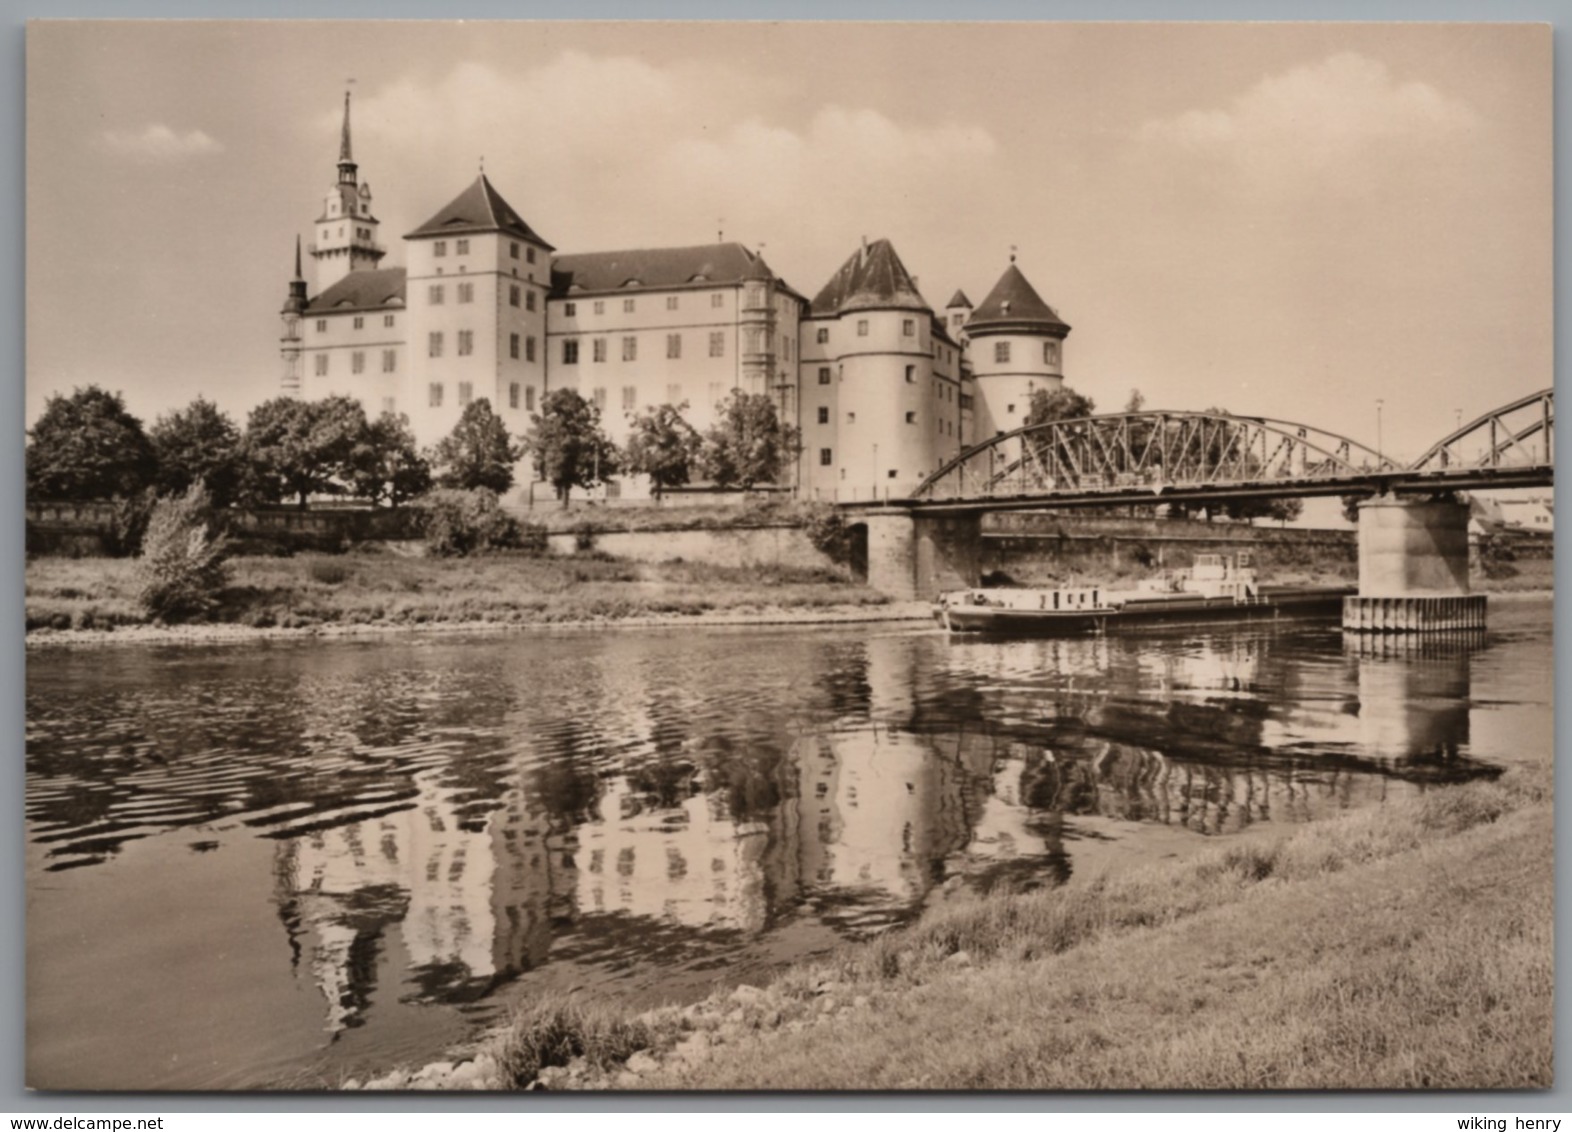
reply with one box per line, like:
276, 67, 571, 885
26, 551, 909, 645
349, 765, 1550, 1092
26, 547, 1551, 647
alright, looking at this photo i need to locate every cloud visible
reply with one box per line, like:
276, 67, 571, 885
100, 123, 223, 161
1137, 53, 1479, 182
337, 53, 997, 288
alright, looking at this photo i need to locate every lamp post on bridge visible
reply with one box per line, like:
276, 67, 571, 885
1376, 399, 1385, 469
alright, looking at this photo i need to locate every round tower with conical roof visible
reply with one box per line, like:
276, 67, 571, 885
799, 238, 951, 500
964, 258, 1070, 438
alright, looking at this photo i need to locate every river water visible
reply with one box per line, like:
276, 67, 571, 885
25, 599, 1553, 1091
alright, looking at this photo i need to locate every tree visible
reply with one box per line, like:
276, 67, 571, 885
524, 389, 619, 507
430, 398, 523, 494
240, 396, 368, 509
26, 386, 156, 502
350, 412, 432, 507
1023, 383, 1096, 428
135, 486, 230, 622
697, 391, 800, 490
623, 401, 701, 500
150, 397, 242, 508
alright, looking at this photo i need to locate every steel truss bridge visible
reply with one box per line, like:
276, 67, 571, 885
906, 389, 1553, 510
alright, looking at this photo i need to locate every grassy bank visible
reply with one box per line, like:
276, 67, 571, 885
357, 766, 1550, 1092
26, 550, 890, 635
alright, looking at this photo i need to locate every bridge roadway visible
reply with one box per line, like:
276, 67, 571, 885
850, 463, 1553, 515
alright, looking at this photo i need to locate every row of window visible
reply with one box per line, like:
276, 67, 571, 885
814, 363, 922, 384
427, 380, 539, 410
584, 383, 740, 412
810, 317, 921, 345
314, 315, 397, 333
315, 349, 399, 377
430, 238, 539, 265
992, 341, 1061, 365
427, 331, 477, 357
812, 408, 927, 427
561, 292, 728, 318
427, 281, 542, 312
561, 332, 726, 364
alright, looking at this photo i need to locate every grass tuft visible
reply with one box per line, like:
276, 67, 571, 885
497, 998, 653, 1086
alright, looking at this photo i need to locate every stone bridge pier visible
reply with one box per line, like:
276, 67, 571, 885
1344, 495, 1485, 632
859, 509, 983, 601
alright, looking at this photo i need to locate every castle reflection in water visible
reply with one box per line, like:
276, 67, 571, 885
264, 629, 1490, 1037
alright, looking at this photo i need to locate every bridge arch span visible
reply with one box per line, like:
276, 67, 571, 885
912, 409, 1397, 505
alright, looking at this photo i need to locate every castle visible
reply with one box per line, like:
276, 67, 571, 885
280, 95, 1073, 501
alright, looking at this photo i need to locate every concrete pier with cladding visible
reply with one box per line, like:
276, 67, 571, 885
1343, 495, 1485, 632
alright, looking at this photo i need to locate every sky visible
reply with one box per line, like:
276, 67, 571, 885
25, 20, 1551, 464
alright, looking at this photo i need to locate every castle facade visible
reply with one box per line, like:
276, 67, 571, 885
280, 96, 1073, 500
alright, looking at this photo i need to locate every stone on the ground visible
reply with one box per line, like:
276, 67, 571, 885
945, 950, 974, 967
730, 984, 765, 1006
625, 1051, 660, 1075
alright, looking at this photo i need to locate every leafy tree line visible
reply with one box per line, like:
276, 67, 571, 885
28, 384, 800, 512
523, 388, 798, 506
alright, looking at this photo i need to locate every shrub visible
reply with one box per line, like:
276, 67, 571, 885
517, 521, 549, 556
103, 489, 159, 558
414, 488, 522, 557
802, 505, 855, 568
572, 522, 599, 554
135, 487, 230, 622
307, 557, 351, 585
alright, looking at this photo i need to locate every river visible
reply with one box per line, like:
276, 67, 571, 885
24, 598, 1553, 1090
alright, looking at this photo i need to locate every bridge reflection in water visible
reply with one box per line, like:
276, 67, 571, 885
239, 628, 1496, 1040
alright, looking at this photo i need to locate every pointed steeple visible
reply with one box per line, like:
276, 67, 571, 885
283, 236, 309, 314
337, 91, 356, 185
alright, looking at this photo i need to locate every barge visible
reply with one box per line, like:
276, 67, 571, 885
934, 553, 1353, 635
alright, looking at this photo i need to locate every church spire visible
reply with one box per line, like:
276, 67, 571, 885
337, 90, 356, 185
293, 233, 303, 280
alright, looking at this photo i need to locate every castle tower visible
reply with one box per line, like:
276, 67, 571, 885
739, 250, 778, 398
964, 257, 1070, 438
944, 289, 973, 342
800, 238, 956, 499
309, 92, 386, 293
279, 236, 308, 396
403, 174, 554, 447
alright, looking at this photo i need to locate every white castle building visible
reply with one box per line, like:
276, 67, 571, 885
280, 95, 1074, 500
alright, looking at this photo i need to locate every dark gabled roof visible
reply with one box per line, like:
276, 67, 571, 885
930, 313, 960, 350
405, 175, 553, 249
550, 242, 770, 296
946, 289, 973, 309
306, 267, 407, 313
809, 239, 928, 316
966, 263, 1069, 336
